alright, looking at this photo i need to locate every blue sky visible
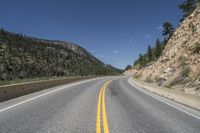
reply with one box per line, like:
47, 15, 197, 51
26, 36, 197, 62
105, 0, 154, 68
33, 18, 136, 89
0, 0, 182, 69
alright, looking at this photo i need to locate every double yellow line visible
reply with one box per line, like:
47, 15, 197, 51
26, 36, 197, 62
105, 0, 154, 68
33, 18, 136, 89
96, 80, 111, 133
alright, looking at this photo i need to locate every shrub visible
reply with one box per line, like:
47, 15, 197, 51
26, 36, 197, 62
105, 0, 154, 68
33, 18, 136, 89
181, 67, 190, 77
134, 73, 142, 79
145, 77, 153, 83
192, 42, 200, 54
178, 56, 187, 66
167, 76, 185, 87
164, 84, 172, 89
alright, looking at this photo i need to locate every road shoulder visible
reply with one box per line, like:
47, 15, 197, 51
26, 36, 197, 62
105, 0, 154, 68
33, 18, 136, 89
128, 77, 200, 120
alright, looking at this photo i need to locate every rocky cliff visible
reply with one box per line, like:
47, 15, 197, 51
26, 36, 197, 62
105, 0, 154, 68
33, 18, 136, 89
137, 6, 200, 96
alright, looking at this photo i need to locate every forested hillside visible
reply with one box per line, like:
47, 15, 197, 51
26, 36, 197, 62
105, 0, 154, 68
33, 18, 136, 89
0, 29, 121, 81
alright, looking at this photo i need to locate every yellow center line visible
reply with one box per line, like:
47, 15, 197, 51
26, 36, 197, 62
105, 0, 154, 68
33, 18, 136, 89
96, 83, 104, 133
96, 80, 111, 133
102, 81, 110, 133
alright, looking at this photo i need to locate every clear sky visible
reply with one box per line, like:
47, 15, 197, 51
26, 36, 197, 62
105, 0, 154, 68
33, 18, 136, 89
0, 0, 182, 69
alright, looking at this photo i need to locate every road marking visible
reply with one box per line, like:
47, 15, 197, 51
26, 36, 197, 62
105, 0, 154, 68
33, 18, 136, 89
128, 78, 200, 120
0, 77, 102, 113
102, 81, 111, 133
96, 83, 104, 133
96, 80, 111, 133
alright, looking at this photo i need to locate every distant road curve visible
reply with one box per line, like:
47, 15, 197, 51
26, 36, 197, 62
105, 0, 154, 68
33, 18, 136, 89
0, 76, 200, 133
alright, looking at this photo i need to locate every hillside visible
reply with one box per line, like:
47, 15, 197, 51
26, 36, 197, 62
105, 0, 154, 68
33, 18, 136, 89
132, 5, 200, 96
0, 29, 121, 81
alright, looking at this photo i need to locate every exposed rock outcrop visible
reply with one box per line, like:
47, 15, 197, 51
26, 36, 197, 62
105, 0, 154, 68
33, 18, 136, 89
137, 6, 200, 96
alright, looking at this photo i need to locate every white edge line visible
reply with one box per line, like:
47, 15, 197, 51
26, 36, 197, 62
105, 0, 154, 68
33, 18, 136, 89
0, 77, 102, 113
128, 78, 200, 120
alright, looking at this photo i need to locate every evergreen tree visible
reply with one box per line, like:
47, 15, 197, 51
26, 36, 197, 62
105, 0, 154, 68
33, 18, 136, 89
162, 22, 174, 40
135, 54, 144, 67
147, 45, 154, 61
0, 28, 5, 39
125, 65, 132, 70
155, 39, 163, 59
139, 54, 143, 62
179, 0, 200, 21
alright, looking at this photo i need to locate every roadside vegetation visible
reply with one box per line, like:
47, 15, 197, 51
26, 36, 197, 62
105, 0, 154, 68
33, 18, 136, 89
0, 76, 67, 86
134, 73, 142, 79
192, 42, 200, 54
181, 67, 191, 77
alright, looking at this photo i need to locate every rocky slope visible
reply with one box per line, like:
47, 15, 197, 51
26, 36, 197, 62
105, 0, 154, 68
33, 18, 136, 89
0, 30, 121, 81
135, 6, 200, 96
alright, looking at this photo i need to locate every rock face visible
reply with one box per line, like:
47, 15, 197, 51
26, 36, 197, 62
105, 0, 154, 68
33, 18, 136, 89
138, 6, 200, 96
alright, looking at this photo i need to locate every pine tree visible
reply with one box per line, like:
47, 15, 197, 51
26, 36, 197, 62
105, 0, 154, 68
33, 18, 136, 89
155, 39, 163, 59
0, 43, 3, 57
138, 54, 145, 67
162, 22, 174, 40
125, 65, 132, 70
179, 0, 200, 21
147, 45, 154, 61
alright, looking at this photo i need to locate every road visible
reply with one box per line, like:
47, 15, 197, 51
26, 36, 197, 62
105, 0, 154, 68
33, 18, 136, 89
0, 76, 200, 133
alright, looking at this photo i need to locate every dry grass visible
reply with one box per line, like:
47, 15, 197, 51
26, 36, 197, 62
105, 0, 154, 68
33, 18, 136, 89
0, 76, 67, 86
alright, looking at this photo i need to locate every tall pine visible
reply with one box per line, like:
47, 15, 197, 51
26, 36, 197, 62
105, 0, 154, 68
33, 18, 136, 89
147, 45, 154, 61
155, 39, 163, 59
179, 0, 200, 21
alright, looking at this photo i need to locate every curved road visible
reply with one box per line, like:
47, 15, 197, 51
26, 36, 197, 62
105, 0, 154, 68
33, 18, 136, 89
0, 76, 200, 133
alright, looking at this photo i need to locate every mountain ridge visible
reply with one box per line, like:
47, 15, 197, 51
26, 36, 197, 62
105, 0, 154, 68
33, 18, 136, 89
0, 29, 121, 81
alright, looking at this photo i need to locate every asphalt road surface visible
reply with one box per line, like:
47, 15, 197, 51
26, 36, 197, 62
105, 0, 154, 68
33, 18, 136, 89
0, 76, 200, 133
